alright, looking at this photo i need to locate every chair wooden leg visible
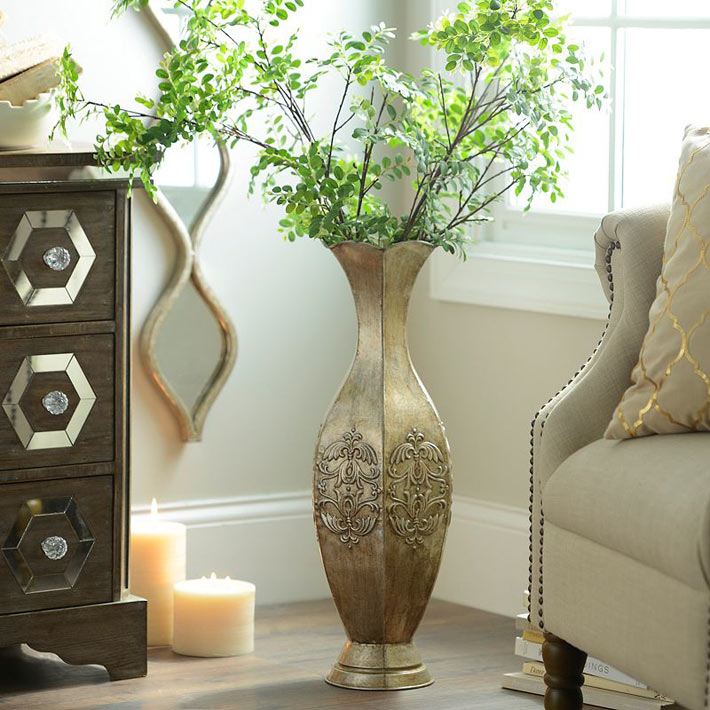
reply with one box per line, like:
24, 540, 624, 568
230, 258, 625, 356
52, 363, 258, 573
542, 632, 587, 710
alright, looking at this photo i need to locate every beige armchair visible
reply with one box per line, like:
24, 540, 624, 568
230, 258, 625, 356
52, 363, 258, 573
531, 205, 710, 710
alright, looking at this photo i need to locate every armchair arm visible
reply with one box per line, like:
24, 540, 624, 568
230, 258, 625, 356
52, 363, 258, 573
535, 204, 670, 487
527, 204, 669, 629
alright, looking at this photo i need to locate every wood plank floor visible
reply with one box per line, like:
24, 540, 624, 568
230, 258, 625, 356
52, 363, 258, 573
0, 599, 566, 710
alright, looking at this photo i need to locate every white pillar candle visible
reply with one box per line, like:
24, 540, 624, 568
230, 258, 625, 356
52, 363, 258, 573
172, 573, 256, 657
130, 499, 186, 646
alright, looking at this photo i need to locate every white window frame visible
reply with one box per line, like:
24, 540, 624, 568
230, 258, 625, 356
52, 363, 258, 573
429, 0, 710, 320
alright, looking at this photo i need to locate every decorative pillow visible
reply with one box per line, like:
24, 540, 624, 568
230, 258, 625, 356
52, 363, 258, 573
606, 125, 710, 439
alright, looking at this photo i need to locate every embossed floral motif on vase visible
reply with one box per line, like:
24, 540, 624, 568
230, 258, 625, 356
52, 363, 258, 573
315, 428, 381, 548
386, 428, 451, 549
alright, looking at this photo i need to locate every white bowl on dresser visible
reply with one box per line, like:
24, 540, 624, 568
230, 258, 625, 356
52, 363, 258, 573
0, 91, 55, 150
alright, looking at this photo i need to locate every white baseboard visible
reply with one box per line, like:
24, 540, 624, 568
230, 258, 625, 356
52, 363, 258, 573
131, 492, 528, 615
433, 496, 529, 618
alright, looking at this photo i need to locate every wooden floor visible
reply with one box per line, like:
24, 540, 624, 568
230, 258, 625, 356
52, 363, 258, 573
0, 599, 566, 710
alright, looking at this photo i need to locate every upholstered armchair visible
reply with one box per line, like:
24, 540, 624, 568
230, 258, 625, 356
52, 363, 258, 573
530, 205, 710, 710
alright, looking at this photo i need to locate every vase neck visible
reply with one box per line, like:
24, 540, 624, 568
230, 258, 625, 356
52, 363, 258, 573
331, 242, 433, 356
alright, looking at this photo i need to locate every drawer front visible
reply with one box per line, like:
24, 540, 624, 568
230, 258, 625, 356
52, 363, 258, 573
0, 474, 113, 613
0, 191, 116, 325
0, 334, 114, 471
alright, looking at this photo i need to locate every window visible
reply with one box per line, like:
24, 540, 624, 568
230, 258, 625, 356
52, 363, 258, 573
431, 0, 710, 318
155, 139, 220, 190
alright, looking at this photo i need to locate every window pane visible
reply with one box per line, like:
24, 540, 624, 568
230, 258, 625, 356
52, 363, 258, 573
621, 0, 710, 17
621, 28, 710, 208
155, 143, 197, 188
554, 0, 611, 18
510, 27, 611, 216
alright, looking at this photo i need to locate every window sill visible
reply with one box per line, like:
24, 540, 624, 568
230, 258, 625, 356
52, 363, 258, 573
430, 242, 609, 321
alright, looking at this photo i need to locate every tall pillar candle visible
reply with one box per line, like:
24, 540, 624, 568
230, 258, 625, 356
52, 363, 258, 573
130, 499, 186, 645
172, 574, 255, 657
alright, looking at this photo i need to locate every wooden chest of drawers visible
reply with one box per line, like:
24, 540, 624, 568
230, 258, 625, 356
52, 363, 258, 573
0, 149, 146, 681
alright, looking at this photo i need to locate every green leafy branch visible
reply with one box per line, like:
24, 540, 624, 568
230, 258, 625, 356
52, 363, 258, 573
53, 0, 606, 256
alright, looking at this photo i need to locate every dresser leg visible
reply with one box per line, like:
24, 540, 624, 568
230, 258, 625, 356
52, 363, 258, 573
105, 655, 148, 682
0, 596, 147, 682
40, 636, 147, 682
542, 632, 587, 710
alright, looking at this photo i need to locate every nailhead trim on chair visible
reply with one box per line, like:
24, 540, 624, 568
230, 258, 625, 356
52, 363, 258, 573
528, 240, 620, 629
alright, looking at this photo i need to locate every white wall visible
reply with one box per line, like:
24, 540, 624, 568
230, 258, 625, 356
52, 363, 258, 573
1, 1, 609, 613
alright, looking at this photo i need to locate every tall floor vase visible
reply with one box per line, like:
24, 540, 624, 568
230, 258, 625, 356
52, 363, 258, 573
313, 240, 452, 690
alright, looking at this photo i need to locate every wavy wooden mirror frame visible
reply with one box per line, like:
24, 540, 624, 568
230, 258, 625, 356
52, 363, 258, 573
139, 4, 237, 442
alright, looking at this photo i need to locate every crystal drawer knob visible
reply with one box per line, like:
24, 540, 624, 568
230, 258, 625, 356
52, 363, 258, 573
43, 246, 72, 271
41, 535, 68, 560
42, 390, 69, 416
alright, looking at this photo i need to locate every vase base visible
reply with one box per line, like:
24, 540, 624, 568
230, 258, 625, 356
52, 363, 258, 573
325, 640, 433, 691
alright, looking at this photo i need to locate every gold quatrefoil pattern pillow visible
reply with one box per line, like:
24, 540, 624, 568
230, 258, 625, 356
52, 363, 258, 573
606, 125, 710, 439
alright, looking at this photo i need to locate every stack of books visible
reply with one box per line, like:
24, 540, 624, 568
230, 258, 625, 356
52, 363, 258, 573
0, 34, 65, 106
502, 595, 677, 709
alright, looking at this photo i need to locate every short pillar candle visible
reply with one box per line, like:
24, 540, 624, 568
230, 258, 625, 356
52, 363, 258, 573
130, 499, 186, 645
172, 574, 256, 657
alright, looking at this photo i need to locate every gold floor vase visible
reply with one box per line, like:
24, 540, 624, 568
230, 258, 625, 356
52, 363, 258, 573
313, 240, 452, 690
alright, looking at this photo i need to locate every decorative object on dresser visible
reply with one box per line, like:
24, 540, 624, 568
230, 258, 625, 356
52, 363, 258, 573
53, 0, 605, 690
0, 34, 60, 84
0, 28, 67, 150
0, 94, 56, 152
0, 145, 146, 681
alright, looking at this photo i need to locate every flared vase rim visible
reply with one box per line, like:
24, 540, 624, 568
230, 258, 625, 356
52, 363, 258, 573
326, 239, 436, 253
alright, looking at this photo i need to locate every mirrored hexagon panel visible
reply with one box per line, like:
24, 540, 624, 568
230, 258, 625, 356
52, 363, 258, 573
0, 192, 116, 325
0, 476, 113, 614
0, 335, 114, 471
2, 353, 97, 451
2, 496, 96, 594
